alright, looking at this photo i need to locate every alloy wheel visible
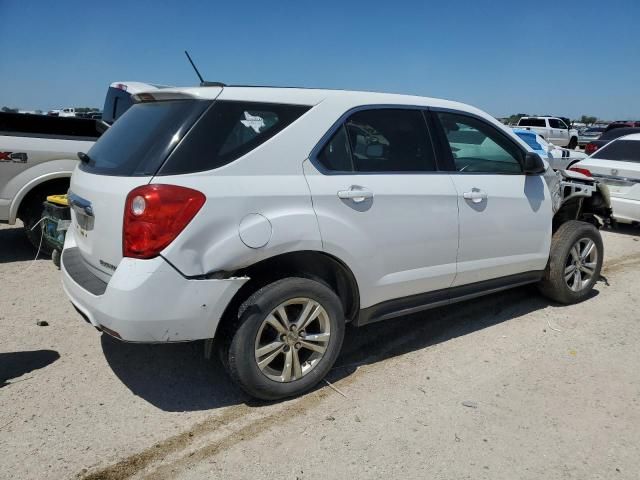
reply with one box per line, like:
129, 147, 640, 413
564, 237, 598, 292
254, 298, 331, 383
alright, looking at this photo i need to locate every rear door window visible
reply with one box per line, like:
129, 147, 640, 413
346, 109, 436, 172
159, 101, 310, 175
317, 125, 353, 172
316, 108, 436, 173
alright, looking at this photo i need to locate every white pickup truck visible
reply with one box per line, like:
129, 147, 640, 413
0, 82, 165, 250
517, 116, 579, 149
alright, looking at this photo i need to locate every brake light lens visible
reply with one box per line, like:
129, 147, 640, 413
569, 167, 593, 177
123, 184, 206, 259
585, 142, 598, 155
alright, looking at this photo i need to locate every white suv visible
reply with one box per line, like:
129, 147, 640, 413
61, 86, 611, 399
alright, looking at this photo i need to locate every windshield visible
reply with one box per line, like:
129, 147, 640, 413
80, 100, 210, 176
592, 140, 640, 163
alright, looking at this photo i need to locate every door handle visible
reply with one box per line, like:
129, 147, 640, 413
337, 186, 373, 203
463, 189, 487, 204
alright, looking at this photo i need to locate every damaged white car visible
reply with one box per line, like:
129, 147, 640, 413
60, 86, 612, 400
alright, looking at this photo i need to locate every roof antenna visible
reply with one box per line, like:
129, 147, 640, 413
184, 50, 226, 87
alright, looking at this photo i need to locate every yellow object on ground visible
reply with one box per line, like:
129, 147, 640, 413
46, 194, 69, 206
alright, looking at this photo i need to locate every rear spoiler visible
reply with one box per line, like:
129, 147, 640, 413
131, 86, 224, 104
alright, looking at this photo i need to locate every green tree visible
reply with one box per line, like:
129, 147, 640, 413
580, 115, 598, 125
507, 113, 528, 125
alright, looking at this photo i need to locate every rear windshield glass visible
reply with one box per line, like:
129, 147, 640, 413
158, 101, 311, 175
601, 128, 640, 140
592, 140, 640, 162
518, 118, 546, 127
80, 100, 209, 176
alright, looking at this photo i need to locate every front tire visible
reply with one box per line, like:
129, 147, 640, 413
538, 221, 603, 304
568, 137, 578, 149
222, 277, 345, 400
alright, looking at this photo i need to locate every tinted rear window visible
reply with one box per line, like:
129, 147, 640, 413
519, 118, 546, 127
80, 100, 209, 176
592, 140, 640, 162
158, 101, 310, 175
601, 128, 640, 140
0, 112, 101, 139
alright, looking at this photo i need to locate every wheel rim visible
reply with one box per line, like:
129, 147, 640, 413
254, 297, 331, 383
564, 237, 598, 292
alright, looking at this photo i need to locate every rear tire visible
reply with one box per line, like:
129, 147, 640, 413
221, 277, 345, 400
538, 221, 603, 304
21, 196, 52, 256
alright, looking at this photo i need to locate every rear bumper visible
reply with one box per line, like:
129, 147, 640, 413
61, 240, 247, 343
610, 196, 640, 224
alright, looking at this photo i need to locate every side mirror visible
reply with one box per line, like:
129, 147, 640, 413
523, 152, 545, 174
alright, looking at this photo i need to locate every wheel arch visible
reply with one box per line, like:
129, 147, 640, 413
10, 172, 71, 223
217, 250, 361, 336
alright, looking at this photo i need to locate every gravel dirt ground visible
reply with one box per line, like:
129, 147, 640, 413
1, 221, 639, 480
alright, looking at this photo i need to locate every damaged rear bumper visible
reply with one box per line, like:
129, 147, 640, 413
61, 242, 247, 343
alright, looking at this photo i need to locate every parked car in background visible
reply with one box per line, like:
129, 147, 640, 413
578, 126, 606, 147
61, 85, 611, 400
584, 127, 640, 155
605, 121, 640, 132
0, 81, 164, 250
47, 108, 79, 117
573, 133, 640, 224
101, 81, 172, 124
512, 129, 587, 170
516, 116, 579, 148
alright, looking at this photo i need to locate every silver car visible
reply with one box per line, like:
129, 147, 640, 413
578, 127, 606, 147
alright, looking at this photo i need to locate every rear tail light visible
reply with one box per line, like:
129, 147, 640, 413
569, 167, 593, 177
585, 142, 598, 155
123, 184, 206, 259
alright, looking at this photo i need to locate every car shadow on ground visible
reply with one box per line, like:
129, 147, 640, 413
0, 350, 60, 387
101, 284, 597, 412
606, 223, 640, 237
0, 224, 46, 264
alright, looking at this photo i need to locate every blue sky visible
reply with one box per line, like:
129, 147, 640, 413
1, 0, 638, 120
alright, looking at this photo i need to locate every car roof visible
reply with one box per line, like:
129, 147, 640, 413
136, 84, 483, 113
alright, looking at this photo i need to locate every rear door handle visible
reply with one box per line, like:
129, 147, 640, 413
337, 186, 373, 203
463, 189, 487, 204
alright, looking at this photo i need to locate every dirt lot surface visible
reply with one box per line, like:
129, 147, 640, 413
1, 221, 639, 480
